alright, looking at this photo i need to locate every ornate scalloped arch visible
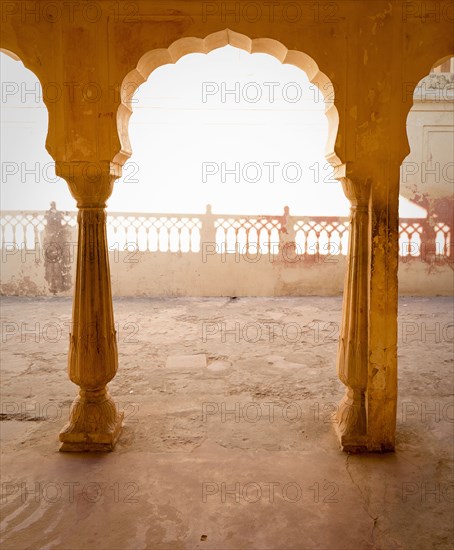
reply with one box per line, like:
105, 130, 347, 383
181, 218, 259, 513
398, 53, 454, 166
400, 53, 454, 162
0, 48, 21, 61
114, 29, 344, 175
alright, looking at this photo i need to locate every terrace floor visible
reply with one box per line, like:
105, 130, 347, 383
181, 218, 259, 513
0, 296, 453, 550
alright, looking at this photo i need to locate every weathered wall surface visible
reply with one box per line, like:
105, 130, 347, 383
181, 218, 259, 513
2, 248, 452, 297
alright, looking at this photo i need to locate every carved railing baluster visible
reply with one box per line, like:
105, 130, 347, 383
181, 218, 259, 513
2, 209, 450, 262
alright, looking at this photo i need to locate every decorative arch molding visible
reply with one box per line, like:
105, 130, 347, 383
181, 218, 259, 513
0, 48, 21, 61
114, 29, 345, 177
399, 53, 454, 166
399, 53, 454, 210
428, 54, 454, 74
398, 52, 454, 169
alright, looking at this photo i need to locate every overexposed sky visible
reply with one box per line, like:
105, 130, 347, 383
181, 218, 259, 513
1, 47, 425, 217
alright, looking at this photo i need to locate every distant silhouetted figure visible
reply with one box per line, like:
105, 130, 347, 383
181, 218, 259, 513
43, 202, 72, 294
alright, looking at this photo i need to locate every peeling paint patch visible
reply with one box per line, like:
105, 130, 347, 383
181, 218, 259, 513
368, 3, 393, 35
0, 277, 46, 297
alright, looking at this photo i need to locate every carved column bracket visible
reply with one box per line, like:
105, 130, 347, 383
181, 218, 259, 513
335, 178, 371, 452
57, 162, 124, 452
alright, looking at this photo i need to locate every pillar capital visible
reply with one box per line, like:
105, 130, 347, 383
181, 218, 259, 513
55, 161, 122, 208
340, 177, 371, 208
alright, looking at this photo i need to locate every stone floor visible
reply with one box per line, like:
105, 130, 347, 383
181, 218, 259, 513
0, 296, 453, 550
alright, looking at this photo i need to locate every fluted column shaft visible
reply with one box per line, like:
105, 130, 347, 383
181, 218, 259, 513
336, 178, 370, 452
57, 161, 123, 451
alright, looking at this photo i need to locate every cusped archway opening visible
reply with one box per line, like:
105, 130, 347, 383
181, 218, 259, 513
399, 56, 453, 269
115, 30, 343, 172
110, 31, 348, 274
0, 50, 74, 295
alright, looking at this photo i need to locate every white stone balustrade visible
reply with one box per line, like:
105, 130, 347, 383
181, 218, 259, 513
1, 206, 451, 260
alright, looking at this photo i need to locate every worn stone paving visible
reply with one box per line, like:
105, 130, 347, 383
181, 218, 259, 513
0, 296, 453, 549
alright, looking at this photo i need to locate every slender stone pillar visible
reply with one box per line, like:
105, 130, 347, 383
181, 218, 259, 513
56, 161, 124, 451
335, 178, 371, 452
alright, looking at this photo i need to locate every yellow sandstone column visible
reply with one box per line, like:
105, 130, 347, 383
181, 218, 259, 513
56, 161, 124, 451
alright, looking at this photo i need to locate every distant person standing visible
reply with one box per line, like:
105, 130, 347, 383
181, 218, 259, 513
43, 202, 72, 294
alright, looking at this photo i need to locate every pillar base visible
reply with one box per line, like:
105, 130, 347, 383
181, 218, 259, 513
59, 413, 124, 452
334, 423, 368, 453
59, 388, 124, 452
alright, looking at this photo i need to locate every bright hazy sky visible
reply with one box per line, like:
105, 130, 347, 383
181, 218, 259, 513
1, 46, 425, 217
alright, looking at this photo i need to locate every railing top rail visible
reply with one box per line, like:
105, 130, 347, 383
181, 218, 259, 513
1, 210, 50, 216
107, 212, 203, 219
0, 210, 433, 224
